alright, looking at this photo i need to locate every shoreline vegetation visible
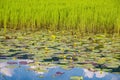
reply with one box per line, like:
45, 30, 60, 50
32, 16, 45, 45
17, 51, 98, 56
0, 0, 120, 35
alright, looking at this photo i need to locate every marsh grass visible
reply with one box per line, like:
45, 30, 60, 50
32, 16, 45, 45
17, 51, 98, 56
0, 0, 120, 34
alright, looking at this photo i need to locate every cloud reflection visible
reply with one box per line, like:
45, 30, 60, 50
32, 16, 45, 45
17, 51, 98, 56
95, 71, 108, 78
83, 69, 94, 78
83, 69, 107, 78
0, 67, 13, 77
0, 62, 7, 68
0, 62, 14, 77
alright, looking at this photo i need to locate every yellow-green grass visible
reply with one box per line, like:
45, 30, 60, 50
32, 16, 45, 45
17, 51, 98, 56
0, 0, 120, 34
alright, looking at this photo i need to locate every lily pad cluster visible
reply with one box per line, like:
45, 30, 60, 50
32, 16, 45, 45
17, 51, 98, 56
0, 31, 120, 73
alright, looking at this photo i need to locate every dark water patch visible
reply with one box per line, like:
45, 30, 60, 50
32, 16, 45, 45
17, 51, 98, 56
8, 49, 22, 52
17, 54, 34, 59
7, 52, 27, 57
43, 57, 60, 62
43, 58, 52, 62
111, 66, 120, 73
0, 52, 34, 59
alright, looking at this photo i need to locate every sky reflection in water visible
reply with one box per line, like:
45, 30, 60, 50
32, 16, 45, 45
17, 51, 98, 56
0, 60, 120, 80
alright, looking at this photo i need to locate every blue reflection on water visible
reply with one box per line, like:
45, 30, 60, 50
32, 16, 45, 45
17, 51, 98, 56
0, 60, 120, 80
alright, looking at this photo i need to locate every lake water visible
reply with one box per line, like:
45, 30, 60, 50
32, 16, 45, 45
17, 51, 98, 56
0, 59, 120, 80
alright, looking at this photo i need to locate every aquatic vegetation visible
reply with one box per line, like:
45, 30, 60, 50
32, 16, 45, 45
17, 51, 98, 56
0, 31, 120, 74
51, 35, 56, 40
70, 76, 83, 80
97, 58, 106, 64
54, 71, 64, 76
12, 57, 16, 60
0, 0, 120, 79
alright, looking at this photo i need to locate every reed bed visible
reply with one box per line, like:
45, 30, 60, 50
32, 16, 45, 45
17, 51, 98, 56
0, 0, 120, 34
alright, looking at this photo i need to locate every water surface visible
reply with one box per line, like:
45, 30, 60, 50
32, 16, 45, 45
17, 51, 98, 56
0, 59, 120, 80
